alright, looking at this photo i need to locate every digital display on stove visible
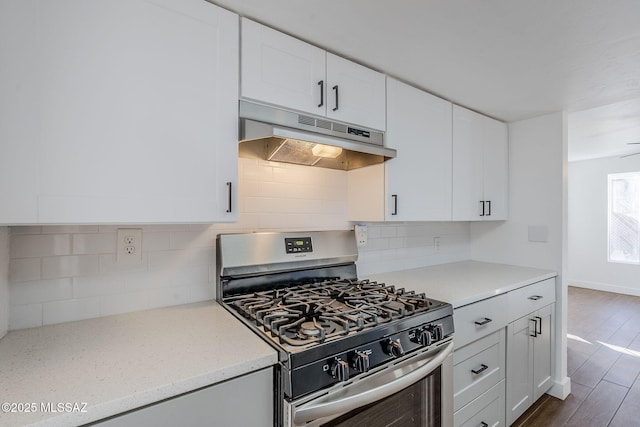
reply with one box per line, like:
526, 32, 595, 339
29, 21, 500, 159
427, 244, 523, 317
285, 237, 313, 253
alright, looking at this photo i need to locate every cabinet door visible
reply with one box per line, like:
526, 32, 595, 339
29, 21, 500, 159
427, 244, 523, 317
385, 78, 452, 221
95, 368, 273, 427
452, 106, 484, 221
0, 0, 40, 223
241, 18, 325, 117
506, 315, 534, 426
533, 304, 553, 401
483, 117, 508, 220
32, 0, 238, 223
326, 53, 386, 131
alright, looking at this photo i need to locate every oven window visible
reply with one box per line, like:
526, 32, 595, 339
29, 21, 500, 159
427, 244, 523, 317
321, 366, 441, 427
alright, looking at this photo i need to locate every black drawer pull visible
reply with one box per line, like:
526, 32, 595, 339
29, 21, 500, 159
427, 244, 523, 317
528, 295, 543, 301
480, 423, 488, 427
474, 317, 492, 326
471, 364, 488, 375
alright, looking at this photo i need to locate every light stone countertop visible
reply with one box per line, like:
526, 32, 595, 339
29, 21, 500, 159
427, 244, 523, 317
0, 301, 277, 427
366, 260, 557, 308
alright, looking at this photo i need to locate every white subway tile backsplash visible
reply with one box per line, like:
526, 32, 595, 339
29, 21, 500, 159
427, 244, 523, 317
73, 276, 126, 298
42, 297, 101, 325
9, 303, 42, 330
100, 291, 148, 317
11, 234, 71, 258
9, 258, 41, 282
41, 225, 100, 234
146, 286, 189, 308
170, 230, 215, 250
188, 283, 215, 302
42, 255, 100, 279
99, 253, 148, 274
143, 232, 172, 252
72, 233, 115, 255
10, 279, 73, 305
8, 159, 470, 330
174, 264, 210, 287
379, 226, 397, 238
10, 226, 42, 235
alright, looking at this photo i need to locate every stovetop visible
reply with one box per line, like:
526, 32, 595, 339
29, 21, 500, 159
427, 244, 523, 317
216, 231, 455, 400
226, 278, 448, 353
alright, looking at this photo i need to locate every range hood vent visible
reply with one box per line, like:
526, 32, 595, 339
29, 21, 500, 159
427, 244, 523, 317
239, 101, 396, 171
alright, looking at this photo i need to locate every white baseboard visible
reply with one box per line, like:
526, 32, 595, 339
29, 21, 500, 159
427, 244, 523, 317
570, 280, 640, 297
548, 376, 571, 400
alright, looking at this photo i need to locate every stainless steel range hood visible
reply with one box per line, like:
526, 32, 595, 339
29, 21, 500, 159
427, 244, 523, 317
239, 101, 396, 171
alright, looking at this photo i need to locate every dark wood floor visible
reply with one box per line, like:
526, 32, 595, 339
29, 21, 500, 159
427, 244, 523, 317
513, 286, 640, 427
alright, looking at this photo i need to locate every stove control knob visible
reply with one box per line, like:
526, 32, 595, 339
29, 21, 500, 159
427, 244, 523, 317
351, 351, 370, 373
429, 324, 444, 342
385, 339, 405, 358
415, 328, 432, 347
330, 359, 350, 382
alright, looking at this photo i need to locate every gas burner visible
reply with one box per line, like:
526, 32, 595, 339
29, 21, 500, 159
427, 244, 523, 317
227, 278, 443, 348
299, 321, 322, 337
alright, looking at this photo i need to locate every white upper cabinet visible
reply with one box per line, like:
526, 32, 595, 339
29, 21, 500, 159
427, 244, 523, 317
240, 18, 386, 131
1, 0, 239, 224
325, 53, 386, 131
240, 18, 325, 117
452, 105, 508, 221
348, 79, 451, 222
384, 78, 452, 221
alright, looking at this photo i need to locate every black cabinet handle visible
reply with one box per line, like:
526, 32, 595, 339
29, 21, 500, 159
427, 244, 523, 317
486, 200, 492, 216
528, 295, 543, 301
226, 181, 232, 213
391, 194, 398, 215
332, 85, 339, 111
480, 422, 488, 427
471, 364, 488, 375
530, 318, 538, 337
535, 316, 542, 335
479, 201, 485, 216
318, 80, 324, 107
474, 317, 492, 326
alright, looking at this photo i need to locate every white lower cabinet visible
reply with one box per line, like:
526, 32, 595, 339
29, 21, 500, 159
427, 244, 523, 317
94, 368, 273, 426
454, 329, 505, 412
453, 295, 507, 427
453, 276, 556, 427
454, 380, 505, 427
506, 303, 554, 425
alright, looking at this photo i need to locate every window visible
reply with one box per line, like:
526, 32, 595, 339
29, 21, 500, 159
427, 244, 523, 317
608, 172, 640, 264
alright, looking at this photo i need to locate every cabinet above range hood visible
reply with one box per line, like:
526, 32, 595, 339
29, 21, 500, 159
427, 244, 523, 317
238, 101, 396, 171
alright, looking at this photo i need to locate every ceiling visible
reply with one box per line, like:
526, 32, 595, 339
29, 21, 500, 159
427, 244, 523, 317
211, 0, 640, 162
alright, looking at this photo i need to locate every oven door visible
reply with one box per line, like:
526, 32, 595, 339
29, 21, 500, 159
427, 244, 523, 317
286, 340, 453, 427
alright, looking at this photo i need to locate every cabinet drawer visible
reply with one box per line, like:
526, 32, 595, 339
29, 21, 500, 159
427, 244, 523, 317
508, 278, 556, 322
454, 379, 505, 427
453, 329, 505, 411
454, 293, 508, 349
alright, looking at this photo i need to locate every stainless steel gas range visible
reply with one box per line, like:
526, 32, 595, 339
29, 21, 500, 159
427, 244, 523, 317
217, 230, 454, 427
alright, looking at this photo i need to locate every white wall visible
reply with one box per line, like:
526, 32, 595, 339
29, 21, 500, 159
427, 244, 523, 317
568, 156, 640, 294
470, 112, 570, 399
0, 227, 8, 339
8, 158, 470, 330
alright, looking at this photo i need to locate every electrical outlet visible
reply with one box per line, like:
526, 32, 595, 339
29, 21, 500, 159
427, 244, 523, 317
117, 228, 143, 264
355, 224, 368, 247
433, 236, 441, 252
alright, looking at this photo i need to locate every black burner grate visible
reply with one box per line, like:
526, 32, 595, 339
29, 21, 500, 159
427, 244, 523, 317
228, 279, 439, 347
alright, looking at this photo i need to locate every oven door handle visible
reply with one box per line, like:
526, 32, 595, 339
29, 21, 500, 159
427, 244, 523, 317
293, 341, 454, 425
